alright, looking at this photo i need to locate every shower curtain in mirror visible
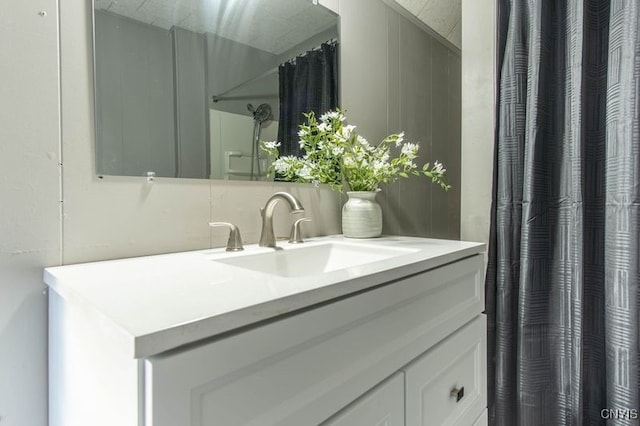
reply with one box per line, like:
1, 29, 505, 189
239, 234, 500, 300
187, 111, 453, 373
486, 1, 639, 425
277, 42, 339, 157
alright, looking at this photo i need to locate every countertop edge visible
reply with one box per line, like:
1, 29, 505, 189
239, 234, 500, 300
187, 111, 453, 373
133, 243, 486, 358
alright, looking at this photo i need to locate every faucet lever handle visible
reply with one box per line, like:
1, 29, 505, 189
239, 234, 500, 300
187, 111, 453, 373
289, 218, 312, 244
209, 222, 244, 252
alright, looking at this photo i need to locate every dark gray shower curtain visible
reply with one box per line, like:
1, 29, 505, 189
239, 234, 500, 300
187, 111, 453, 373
277, 42, 339, 157
486, 1, 639, 425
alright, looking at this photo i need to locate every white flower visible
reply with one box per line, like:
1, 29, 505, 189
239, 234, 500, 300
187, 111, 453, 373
359, 158, 371, 168
320, 110, 344, 122
343, 156, 355, 166
264, 110, 448, 193
401, 142, 419, 158
298, 165, 313, 179
340, 124, 356, 139
373, 160, 386, 172
357, 135, 372, 150
273, 157, 292, 174
319, 112, 332, 122
262, 140, 281, 150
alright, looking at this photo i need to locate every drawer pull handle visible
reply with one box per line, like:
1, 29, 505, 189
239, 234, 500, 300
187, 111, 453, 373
450, 386, 465, 402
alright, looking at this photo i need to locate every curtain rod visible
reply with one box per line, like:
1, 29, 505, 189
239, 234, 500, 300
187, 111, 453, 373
211, 39, 339, 102
281, 39, 338, 65
211, 67, 279, 102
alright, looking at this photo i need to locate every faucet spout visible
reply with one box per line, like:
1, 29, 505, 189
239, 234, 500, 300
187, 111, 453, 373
259, 192, 305, 247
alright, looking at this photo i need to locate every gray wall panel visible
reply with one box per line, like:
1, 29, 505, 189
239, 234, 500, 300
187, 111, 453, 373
447, 50, 462, 239
340, 0, 389, 145
429, 39, 455, 239
174, 27, 208, 179
381, 7, 402, 236
397, 13, 434, 237
95, 11, 176, 177
341, 0, 461, 239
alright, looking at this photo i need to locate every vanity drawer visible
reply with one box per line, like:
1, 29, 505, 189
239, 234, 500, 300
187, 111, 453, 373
404, 315, 487, 426
321, 372, 405, 426
145, 255, 485, 426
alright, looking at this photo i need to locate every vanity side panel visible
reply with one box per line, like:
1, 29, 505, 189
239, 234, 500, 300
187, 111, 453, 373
145, 255, 484, 426
49, 291, 141, 426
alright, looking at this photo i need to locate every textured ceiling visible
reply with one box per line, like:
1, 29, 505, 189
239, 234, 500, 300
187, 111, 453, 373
392, 0, 461, 48
95, 0, 460, 53
94, 0, 337, 55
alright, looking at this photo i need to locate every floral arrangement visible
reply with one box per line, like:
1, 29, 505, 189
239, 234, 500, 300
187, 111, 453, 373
261, 109, 450, 193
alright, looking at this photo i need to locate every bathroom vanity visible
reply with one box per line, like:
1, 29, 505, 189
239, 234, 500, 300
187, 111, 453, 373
45, 235, 487, 426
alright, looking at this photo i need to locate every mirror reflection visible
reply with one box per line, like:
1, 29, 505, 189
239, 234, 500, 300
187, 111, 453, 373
94, 0, 339, 180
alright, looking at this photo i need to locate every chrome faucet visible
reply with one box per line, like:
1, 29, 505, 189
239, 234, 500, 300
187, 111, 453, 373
259, 192, 305, 247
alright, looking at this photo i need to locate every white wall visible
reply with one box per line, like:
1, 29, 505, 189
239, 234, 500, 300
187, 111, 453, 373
460, 0, 496, 245
0, 2, 60, 425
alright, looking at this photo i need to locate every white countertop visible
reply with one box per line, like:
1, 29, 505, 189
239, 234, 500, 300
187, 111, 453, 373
44, 235, 484, 358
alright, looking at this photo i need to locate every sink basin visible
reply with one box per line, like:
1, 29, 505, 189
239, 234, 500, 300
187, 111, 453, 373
213, 242, 417, 278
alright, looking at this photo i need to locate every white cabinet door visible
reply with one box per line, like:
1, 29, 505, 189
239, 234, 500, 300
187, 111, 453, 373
404, 316, 487, 426
322, 372, 405, 426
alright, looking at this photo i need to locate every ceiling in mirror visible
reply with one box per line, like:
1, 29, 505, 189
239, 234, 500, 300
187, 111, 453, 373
94, 0, 339, 181
94, 0, 337, 55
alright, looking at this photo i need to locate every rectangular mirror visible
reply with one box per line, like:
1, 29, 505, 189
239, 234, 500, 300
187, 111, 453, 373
93, 0, 339, 180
